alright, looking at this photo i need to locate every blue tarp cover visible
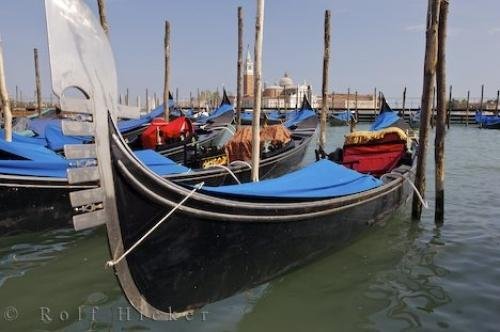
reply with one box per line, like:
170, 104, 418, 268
197, 103, 234, 124
370, 111, 400, 131
28, 119, 61, 137
201, 159, 382, 199
0, 138, 187, 178
284, 108, 316, 128
475, 111, 500, 126
332, 110, 352, 122
133, 149, 189, 175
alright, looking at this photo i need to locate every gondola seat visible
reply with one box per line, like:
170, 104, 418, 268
342, 127, 408, 177
141, 116, 194, 149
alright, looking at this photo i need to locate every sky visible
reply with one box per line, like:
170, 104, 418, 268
1, 0, 500, 105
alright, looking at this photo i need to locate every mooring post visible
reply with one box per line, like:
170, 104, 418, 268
137, 95, 141, 110
402, 86, 407, 120
251, 0, 265, 182
431, 85, 436, 128
0, 37, 12, 142
446, 84, 452, 129
163, 20, 171, 121
175, 87, 179, 106
348, 88, 354, 132
373, 87, 377, 121
145, 88, 149, 112
125, 88, 129, 106
236, 6, 243, 127
495, 90, 499, 116
332, 91, 335, 111
14, 85, 18, 108
319, 9, 331, 152
479, 84, 484, 113
97, 0, 109, 37
465, 90, 470, 126
354, 90, 359, 127
412, 0, 441, 220
435, 0, 449, 224
33, 48, 42, 116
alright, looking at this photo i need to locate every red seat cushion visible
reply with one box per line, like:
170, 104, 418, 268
141, 116, 194, 149
342, 141, 406, 176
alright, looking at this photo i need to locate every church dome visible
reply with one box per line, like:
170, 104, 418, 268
278, 72, 294, 88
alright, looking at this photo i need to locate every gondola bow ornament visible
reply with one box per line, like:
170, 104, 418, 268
44, 0, 194, 319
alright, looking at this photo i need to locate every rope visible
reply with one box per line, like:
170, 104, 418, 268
105, 182, 205, 267
207, 165, 241, 184
381, 172, 429, 209
229, 160, 252, 170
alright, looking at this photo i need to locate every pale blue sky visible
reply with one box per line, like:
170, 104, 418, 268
1, 0, 499, 103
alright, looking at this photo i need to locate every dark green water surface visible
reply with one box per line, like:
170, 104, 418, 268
1, 125, 499, 331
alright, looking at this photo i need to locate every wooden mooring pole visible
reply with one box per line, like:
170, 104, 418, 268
495, 90, 499, 116
465, 90, 470, 126
435, 0, 449, 224
431, 86, 436, 128
163, 20, 171, 121
251, 0, 265, 182
446, 84, 452, 129
97, 0, 109, 37
412, 0, 440, 220
0, 37, 12, 142
373, 87, 377, 117
34, 48, 42, 116
236, 6, 243, 127
479, 84, 484, 113
402, 86, 407, 120
319, 9, 331, 152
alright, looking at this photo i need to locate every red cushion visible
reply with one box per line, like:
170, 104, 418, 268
141, 116, 194, 149
343, 142, 406, 176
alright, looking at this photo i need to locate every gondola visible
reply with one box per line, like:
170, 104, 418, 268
0, 98, 315, 235
475, 111, 500, 129
42, 0, 419, 319
328, 110, 353, 126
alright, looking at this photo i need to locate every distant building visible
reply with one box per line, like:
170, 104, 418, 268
262, 73, 314, 109
243, 50, 254, 97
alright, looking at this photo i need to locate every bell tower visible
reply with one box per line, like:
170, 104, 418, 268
243, 48, 254, 97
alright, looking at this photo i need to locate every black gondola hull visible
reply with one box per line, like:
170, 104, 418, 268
106, 122, 415, 315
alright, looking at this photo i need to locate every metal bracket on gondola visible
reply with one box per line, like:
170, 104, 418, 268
64, 144, 97, 159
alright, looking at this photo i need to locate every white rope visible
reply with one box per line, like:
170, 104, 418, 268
105, 182, 205, 267
381, 172, 429, 209
207, 165, 241, 184
229, 160, 252, 170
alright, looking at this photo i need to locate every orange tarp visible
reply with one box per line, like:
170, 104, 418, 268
225, 125, 292, 162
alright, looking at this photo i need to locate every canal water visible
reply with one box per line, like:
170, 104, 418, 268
0, 125, 499, 331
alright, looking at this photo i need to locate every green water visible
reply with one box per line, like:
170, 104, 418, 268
1, 125, 499, 331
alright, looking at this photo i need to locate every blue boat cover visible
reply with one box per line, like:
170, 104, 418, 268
201, 159, 382, 199
332, 110, 352, 122
0, 138, 187, 177
28, 119, 61, 137
118, 101, 173, 133
0, 129, 48, 146
370, 111, 400, 131
197, 103, 234, 124
284, 108, 316, 128
133, 149, 189, 176
475, 111, 500, 126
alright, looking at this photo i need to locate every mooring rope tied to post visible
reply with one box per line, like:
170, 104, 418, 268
381, 172, 429, 209
106, 182, 205, 267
